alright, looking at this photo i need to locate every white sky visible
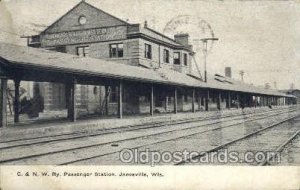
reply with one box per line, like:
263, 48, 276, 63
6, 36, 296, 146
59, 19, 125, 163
0, 0, 299, 89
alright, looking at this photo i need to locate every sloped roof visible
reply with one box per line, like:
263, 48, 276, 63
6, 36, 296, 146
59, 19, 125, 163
42, 1, 129, 34
127, 25, 186, 48
0, 43, 294, 98
279, 89, 300, 93
35, 1, 186, 49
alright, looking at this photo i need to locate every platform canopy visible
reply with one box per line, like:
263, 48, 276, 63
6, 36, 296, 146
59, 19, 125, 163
0, 42, 294, 98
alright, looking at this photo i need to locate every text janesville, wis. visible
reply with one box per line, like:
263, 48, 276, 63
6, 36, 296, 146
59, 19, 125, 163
16, 171, 164, 178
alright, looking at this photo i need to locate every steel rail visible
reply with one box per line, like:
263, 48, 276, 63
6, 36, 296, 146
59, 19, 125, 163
1, 106, 286, 144
1, 109, 296, 164
175, 115, 299, 165
259, 130, 300, 166
0, 108, 294, 150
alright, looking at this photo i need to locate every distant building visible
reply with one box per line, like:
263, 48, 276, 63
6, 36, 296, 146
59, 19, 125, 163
279, 89, 300, 104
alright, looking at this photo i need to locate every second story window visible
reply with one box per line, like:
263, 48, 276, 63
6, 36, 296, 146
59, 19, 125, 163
183, 53, 188, 66
145, 44, 152, 59
77, 46, 89, 57
110, 43, 123, 58
163, 49, 169, 63
174, 52, 180, 65
55, 46, 66, 53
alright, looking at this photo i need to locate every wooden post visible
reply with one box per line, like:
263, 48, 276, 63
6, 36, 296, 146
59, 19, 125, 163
205, 90, 209, 111
165, 96, 169, 111
228, 92, 231, 109
14, 79, 20, 123
174, 87, 177, 114
67, 79, 76, 122
66, 83, 72, 120
192, 88, 195, 112
104, 85, 109, 115
259, 96, 262, 106
198, 95, 201, 111
118, 81, 123, 119
65, 84, 70, 118
150, 84, 154, 116
237, 93, 240, 109
0, 78, 7, 127
72, 80, 77, 122
217, 92, 221, 110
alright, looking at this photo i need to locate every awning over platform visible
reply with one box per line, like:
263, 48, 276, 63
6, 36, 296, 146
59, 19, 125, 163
0, 42, 294, 98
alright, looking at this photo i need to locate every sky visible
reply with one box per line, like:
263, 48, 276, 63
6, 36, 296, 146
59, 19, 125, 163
0, 0, 299, 90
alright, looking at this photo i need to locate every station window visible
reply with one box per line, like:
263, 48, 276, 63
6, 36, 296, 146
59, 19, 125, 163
93, 86, 98, 95
163, 49, 169, 63
184, 95, 188, 102
55, 46, 66, 53
144, 44, 152, 59
174, 52, 180, 65
183, 53, 188, 66
76, 46, 89, 57
201, 97, 205, 106
110, 86, 118, 103
110, 43, 123, 58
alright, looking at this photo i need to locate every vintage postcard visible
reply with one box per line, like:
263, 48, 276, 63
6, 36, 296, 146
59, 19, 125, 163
0, 0, 299, 189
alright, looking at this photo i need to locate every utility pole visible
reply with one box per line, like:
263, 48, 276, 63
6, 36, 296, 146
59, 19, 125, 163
239, 70, 244, 82
273, 81, 277, 89
201, 38, 219, 82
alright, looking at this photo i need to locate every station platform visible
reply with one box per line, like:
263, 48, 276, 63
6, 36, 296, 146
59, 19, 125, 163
0, 106, 295, 141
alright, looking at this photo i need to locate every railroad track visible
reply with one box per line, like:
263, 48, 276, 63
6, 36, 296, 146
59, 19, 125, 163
0, 107, 297, 165
260, 130, 300, 166
62, 110, 299, 165
0, 107, 295, 150
0, 106, 288, 144
176, 115, 300, 165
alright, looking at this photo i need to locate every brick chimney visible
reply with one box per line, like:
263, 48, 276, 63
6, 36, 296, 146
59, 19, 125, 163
144, 20, 148, 28
225, 67, 232, 78
174, 33, 189, 47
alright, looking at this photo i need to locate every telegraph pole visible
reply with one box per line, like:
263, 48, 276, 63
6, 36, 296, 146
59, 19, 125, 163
239, 70, 244, 82
201, 38, 219, 82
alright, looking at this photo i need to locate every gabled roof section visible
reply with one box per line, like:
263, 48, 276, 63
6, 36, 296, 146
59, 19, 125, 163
42, 1, 129, 34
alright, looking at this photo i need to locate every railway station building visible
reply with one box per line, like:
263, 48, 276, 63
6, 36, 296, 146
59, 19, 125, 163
0, 1, 296, 127
280, 89, 300, 105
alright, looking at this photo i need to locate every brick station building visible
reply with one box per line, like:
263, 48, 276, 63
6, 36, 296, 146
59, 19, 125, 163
0, 1, 295, 127
28, 1, 195, 115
